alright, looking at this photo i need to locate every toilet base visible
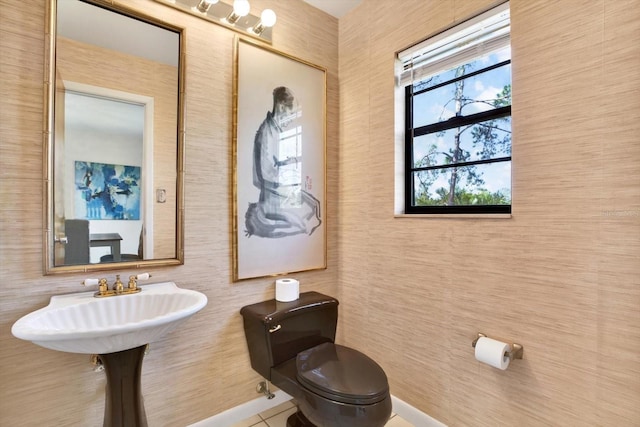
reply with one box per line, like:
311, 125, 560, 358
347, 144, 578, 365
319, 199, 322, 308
286, 410, 315, 427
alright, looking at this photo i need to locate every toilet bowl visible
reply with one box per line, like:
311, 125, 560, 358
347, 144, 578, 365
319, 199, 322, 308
240, 292, 391, 427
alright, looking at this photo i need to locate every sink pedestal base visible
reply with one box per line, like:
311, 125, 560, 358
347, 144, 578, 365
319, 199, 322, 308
99, 345, 148, 427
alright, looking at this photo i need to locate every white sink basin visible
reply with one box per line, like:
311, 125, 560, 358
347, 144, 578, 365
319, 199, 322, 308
11, 282, 207, 354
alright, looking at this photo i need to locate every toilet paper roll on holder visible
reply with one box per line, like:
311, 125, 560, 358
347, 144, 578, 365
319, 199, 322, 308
472, 333, 523, 361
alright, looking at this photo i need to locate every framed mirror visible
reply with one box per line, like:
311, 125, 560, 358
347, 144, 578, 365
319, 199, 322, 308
44, 0, 185, 274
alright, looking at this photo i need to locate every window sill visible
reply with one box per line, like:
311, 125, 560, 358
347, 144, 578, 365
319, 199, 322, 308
394, 213, 512, 219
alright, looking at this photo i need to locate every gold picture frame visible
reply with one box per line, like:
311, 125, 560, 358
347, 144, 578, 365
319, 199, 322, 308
232, 37, 327, 281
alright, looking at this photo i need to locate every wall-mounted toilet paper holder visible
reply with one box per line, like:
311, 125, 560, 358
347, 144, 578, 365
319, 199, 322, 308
472, 333, 524, 361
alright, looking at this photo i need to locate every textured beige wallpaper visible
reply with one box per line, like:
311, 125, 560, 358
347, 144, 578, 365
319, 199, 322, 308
0, 0, 338, 425
1, 0, 639, 426
338, 0, 640, 425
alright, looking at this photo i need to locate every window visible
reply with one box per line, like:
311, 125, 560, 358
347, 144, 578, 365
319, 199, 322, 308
399, 3, 511, 214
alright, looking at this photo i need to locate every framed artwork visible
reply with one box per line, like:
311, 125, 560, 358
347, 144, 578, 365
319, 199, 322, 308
74, 160, 141, 220
232, 37, 327, 281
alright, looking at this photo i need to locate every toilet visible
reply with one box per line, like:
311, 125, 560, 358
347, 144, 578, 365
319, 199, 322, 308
240, 291, 392, 427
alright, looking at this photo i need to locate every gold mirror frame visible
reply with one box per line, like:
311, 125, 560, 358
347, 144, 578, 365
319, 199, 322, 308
44, 0, 186, 274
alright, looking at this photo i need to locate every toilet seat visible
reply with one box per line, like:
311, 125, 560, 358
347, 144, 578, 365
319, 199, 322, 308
296, 342, 389, 405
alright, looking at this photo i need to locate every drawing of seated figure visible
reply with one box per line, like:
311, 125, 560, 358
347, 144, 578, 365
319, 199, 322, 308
245, 86, 321, 238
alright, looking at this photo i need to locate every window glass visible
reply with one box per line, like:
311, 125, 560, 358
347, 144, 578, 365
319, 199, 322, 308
412, 116, 512, 168
412, 58, 511, 127
401, 8, 511, 214
413, 162, 511, 207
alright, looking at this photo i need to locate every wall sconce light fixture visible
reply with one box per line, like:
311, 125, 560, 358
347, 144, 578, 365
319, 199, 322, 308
225, 0, 250, 24
156, 0, 276, 42
251, 9, 276, 36
195, 0, 218, 13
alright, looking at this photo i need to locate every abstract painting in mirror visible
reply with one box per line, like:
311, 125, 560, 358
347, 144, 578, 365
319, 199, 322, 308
45, 0, 185, 273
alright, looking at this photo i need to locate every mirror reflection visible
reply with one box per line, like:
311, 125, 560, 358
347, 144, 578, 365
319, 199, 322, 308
47, 0, 184, 272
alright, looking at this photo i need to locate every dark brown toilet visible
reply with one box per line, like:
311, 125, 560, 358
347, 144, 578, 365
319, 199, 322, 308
240, 291, 392, 427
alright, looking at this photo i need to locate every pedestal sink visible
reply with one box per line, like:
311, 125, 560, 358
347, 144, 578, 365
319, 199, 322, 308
12, 281, 207, 427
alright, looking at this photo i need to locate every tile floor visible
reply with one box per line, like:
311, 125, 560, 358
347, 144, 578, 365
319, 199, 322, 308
230, 400, 414, 427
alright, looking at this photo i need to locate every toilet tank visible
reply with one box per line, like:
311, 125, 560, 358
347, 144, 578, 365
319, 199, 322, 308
240, 291, 339, 381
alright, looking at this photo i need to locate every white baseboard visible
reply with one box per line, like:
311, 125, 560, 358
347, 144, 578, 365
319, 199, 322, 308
391, 395, 447, 427
188, 392, 446, 427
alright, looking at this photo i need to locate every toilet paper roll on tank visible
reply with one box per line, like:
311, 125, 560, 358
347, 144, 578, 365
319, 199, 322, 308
275, 278, 300, 302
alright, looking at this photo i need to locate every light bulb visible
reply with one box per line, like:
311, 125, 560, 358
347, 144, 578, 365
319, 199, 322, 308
233, 0, 250, 17
260, 9, 276, 27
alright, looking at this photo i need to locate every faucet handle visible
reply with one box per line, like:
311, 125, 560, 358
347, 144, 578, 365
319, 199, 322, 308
82, 278, 100, 286
83, 278, 109, 296
128, 275, 138, 290
98, 278, 109, 296
128, 272, 151, 290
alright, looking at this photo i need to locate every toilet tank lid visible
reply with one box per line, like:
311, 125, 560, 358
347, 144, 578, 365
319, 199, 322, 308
240, 291, 338, 325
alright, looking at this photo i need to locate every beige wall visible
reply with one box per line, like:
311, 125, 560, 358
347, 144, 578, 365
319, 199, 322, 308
338, 0, 640, 426
0, 0, 338, 425
1, 0, 639, 426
